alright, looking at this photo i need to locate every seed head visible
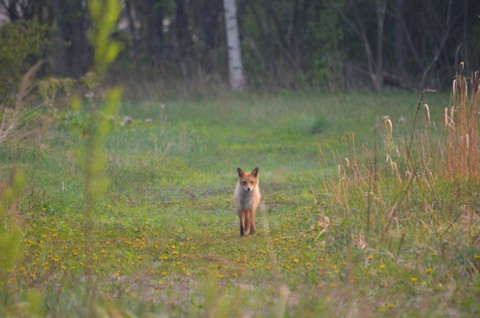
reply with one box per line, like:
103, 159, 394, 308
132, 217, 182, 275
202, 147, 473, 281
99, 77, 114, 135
383, 117, 393, 136
422, 88, 437, 94
444, 107, 448, 128
424, 104, 430, 125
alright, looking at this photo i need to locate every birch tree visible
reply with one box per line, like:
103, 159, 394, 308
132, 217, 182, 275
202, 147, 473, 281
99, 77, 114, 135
223, 0, 245, 91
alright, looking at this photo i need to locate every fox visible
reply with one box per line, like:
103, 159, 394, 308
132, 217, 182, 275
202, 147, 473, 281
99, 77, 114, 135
234, 167, 261, 237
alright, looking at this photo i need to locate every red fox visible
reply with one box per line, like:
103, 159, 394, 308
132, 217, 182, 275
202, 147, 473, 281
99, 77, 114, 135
234, 167, 261, 236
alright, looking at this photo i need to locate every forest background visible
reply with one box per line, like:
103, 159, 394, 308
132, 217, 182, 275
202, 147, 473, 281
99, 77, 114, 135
1, 0, 480, 96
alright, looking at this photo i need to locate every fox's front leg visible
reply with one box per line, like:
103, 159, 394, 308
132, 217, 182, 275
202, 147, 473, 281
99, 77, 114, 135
250, 208, 257, 234
244, 210, 252, 235
239, 210, 245, 237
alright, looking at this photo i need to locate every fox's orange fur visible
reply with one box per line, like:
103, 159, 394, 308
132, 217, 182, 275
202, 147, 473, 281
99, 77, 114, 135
234, 167, 261, 236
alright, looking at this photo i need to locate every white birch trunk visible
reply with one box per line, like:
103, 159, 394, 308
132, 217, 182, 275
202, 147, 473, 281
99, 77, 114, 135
223, 0, 246, 91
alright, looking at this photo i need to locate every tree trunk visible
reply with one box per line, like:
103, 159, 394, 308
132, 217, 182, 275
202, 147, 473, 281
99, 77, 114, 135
202, 0, 222, 73
394, 0, 405, 81
334, 0, 385, 92
146, 0, 164, 64
289, 0, 301, 70
51, 0, 89, 77
51, 0, 68, 77
203, 0, 221, 50
223, 0, 246, 91
373, 0, 386, 92
419, 0, 452, 89
175, 0, 193, 59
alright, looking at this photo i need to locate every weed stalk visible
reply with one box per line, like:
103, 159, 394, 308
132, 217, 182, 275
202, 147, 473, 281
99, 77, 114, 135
406, 88, 437, 162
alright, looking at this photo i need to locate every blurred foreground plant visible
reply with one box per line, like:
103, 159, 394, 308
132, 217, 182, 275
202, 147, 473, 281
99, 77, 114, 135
1, 0, 123, 315
73, 0, 123, 313
0, 170, 24, 306
72, 0, 123, 209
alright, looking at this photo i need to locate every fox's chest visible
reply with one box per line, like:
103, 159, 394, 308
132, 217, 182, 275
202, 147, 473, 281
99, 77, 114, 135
234, 186, 260, 210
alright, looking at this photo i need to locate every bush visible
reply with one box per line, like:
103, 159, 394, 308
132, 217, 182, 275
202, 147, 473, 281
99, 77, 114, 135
0, 20, 50, 99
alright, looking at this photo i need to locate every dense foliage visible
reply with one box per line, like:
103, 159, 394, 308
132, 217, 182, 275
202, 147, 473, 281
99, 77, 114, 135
0, 0, 479, 94
0, 19, 50, 98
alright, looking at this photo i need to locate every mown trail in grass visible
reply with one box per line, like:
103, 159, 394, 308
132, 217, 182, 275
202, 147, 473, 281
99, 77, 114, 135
7, 90, 479, 317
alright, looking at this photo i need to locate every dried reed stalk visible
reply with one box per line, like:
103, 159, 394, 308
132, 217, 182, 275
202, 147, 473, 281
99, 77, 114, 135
445, 66, 479, 179
0, 60, 45, 145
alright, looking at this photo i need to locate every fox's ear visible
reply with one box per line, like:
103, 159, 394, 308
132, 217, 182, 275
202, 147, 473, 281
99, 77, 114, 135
237, 168, 245, 178
251, 167, 259, 178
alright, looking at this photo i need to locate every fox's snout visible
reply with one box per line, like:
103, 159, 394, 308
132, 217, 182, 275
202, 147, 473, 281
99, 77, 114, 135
241, 182, 256, 192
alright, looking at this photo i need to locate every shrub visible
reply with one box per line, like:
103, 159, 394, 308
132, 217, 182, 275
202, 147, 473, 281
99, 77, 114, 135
0, 20, 50, 99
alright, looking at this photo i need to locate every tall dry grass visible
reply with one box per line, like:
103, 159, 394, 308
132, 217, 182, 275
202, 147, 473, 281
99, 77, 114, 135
445, 65, 479, 179
0, 60, 46, 146
323, 65, 480, 249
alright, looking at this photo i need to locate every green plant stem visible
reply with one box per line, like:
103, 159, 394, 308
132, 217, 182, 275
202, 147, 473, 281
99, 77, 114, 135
406, 89, 436, 161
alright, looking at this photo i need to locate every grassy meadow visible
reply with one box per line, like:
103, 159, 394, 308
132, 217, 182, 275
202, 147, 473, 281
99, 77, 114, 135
1, 87, 480, 317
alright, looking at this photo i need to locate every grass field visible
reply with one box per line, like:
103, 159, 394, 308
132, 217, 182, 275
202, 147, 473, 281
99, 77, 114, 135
1, 89, 480, 317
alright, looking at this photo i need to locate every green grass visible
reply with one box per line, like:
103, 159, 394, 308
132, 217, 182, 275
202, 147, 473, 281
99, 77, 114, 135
2, 90, 479, 317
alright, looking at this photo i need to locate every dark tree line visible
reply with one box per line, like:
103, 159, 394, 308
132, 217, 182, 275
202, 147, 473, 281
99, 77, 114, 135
1, 0, 479, 92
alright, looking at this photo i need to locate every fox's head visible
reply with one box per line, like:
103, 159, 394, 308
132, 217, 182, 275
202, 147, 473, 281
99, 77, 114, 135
237, 167, 259, 192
